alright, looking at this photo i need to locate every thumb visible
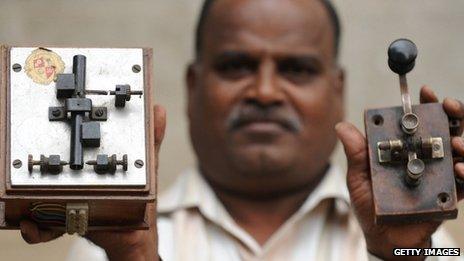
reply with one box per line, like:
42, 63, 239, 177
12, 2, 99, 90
20, 220, 63, 244
153, 104, 166, 154
336, 122, 374, 224
335, 122, 369, 173
153, 105, 166, 176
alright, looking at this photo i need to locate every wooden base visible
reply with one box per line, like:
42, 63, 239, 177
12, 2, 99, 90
0, 199, 150, 231
365, 103, 458, 224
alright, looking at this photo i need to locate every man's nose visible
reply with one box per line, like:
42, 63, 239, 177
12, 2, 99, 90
244, 60, 284, 106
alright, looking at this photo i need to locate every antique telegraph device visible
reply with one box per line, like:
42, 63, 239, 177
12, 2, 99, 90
0, 46, 156, 235
365, 39, 460, 224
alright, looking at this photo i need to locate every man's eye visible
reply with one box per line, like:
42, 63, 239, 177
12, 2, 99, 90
214, 60, 256, 79
278, 62, 319, 83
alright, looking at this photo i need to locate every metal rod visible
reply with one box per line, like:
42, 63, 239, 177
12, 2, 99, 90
109, 90, 143, 95
68, 55, 87, 170
85, 90, 108, 95
70, 113, 84, 170
73, 55, 86, 98
399, 74, 412, 115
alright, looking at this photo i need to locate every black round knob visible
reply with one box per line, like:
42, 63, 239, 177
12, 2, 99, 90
388, 39, 418, 75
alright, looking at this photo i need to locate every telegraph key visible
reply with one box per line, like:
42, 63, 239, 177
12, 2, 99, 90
0, 46, 156, 235
364, 39, 459, 224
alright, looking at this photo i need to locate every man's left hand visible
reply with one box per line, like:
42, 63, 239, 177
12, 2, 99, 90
336, 86, 464, 260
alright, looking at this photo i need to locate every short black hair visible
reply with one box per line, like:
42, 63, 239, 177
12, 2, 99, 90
194, 0, 342, 60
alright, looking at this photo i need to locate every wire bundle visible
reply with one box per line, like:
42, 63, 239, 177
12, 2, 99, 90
29, 202, 66, 226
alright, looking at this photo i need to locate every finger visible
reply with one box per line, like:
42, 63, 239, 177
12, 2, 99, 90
454, 163, 464, 201
336, 122, 374, 224
153, 104, 167, 153
452, 137, 464, 157
455, 163, 464, 182
335, 122, 369, 173
451, 137, 464, 200
420, 85, 439, 104
443, 98, 464, 120
145, 202, 157, 226
20, 220, 63, 244
335, 122, 368, 178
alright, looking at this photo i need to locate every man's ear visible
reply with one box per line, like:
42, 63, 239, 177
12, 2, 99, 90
186, 62, 198, 120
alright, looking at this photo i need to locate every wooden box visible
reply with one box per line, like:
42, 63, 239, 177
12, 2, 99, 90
0, 45, 157, 235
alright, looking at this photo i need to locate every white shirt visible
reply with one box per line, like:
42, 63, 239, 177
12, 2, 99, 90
67, 166, 460, 261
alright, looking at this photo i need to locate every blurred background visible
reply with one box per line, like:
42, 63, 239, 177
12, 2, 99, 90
0, 0, 463, 260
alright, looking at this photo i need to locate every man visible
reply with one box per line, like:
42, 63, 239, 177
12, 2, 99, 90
20, 0, 464, 260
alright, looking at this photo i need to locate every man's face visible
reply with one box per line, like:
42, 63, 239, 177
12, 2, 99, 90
187, 0, 344, 195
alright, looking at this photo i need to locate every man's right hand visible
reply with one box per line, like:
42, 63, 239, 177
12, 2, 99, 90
19, 105, 167, 261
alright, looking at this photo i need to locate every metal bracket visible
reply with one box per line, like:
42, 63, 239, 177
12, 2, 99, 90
86, 154, 128, 174
66, 203, 89, 236
377, 139, 404, 163
377, 137, 444, 163
424, 137, 445, 159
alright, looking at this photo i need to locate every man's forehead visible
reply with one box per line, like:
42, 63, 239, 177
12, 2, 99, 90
202, 0, 334, 58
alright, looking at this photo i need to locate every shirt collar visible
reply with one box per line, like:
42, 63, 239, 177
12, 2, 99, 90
158, 165, 350, 217
158, 165, 351, 254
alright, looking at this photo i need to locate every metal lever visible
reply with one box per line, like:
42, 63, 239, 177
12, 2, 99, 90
388, 39, 419, 135
388, 39, 424, 185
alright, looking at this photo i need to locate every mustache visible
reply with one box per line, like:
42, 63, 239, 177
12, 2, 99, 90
226, 103, 302, 133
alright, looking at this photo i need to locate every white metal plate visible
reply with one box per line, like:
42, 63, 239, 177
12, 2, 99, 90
9, 47, 147, 187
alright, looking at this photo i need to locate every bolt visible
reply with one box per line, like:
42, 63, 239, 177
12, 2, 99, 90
433, 143, 441, 151
12, 63, 22, 72
378, 141, 391, 150
130, 91, 143, 95
12, 159, 22, 169
117, 154, 128, 171
401, 113, 419, 134
95, 108, 104, 117
132, 64, 141, 73
407, 158, 425, 178
52, 109, 61, 117
86, 90, 108, 95
59, 161, 68, 166
135, 160, 144, 168
28, 154, 42, 172
86, 160, 97, 166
